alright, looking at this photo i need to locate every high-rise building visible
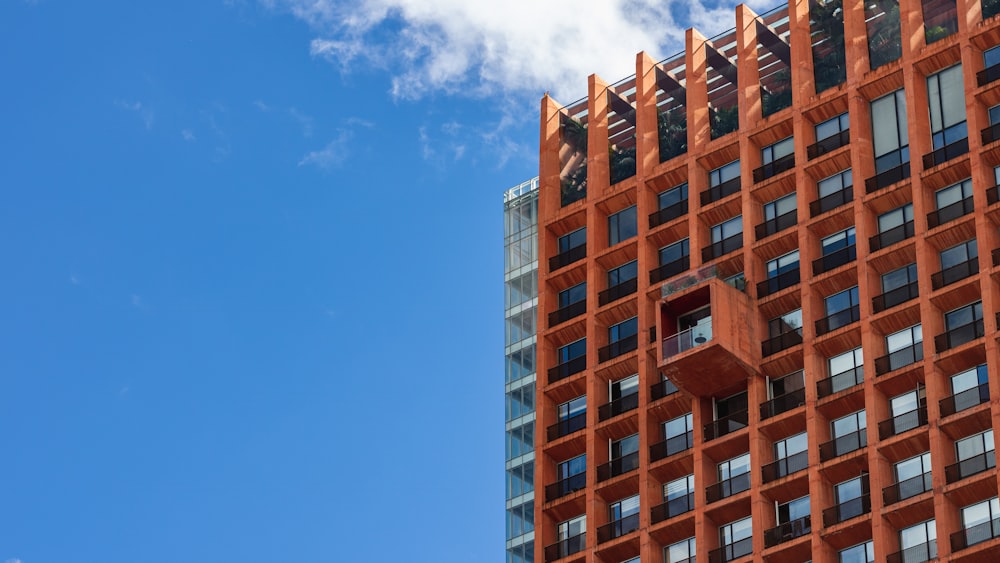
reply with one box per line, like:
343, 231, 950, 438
533, 2, 1000, 562
506, 177, 540, 563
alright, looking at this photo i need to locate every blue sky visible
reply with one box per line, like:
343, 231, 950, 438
0, 1, 763, 561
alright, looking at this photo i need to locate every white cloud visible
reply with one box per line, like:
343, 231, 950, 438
181, 129, 197, 142
115, 99, 154, 130
7, 558, 23, 563
266, 0, 775, 102
253, 101, 315, 136
298, 129, 353, 170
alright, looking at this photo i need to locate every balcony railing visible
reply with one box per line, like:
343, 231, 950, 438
978, 62, 1000, 86
869, 221, 914, 252
883, 471, 932, 505
922, 137, 969, 169
547, 412, 586, 441
872, 281, 918, 313
950, 518, 1000, 552
761, 328, 802, 356
701, 233, 743, 262
704, 409, 749, 441
934, 319, 985, 353
649, 199, 688, 228
548, 355, 586, 384
651, 378, 679, 401
760, 388, 806, 420
700, 177, 741, 205
550, 244, 586, 272
866, 162, 911, 193
819, 429, 867, 461
706, 472, 751, 503
764, 516, 811, 548
599, 334, 638, 363
817, 366, 863, 398
945, 450, 996, 483
650, 255, 691, 284
597, 512, 639, 543
545, 472, 586, 501
650, 430, 694, 462
549, 300, 586, 326
754, 209, 797, 240
662, 320, 714, 359
927, 196, 974, 229
813, 245, 856, 275
650, 492, 695, 523
983, 122, 1000, 145
810, 185, 853, 217
877, 406, 927, 439
708, 537, 753, 563
886, 540, 936, 563
815, 304, 860, 335
756, 268, 800, 298
931, 257, 978, 290
544, 532, 586, 562
761, 450, 808, 483
599, 278, 636, 306
874, 342, 923, 375
808, 129, 850, 159
597, 451, 639, 481
753, 153, 796, 183
940, 383, 990, 417
822, 494, 871, 526
598, 392, 638, 421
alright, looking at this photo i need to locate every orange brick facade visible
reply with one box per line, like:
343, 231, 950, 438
535, 1, 1000, 563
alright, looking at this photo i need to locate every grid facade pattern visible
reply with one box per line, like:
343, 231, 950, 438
506, 178, 540, 563
534, 2, 1000, 563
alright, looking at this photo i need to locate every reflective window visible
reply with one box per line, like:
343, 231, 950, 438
895, 452, 931, 483
557, 515, 586, 540
886, 324, 922, 354
825, 286, 859, 315
558, 339, 586, 362
611, 374, 638, 400
764, 193, 796, 220
832, 410, 866, 438
890, 388, 923, 417
768, 309, 802, 337
816, 112, 850, 141
777, 495, 810, 524
609, 494, 640, 521
822, 227, 856, 255
986, 45, 1000, 69
612, 434, 639, 458
900, 520, 936, 550
882, 263, 917, 292
839, 541, 874, 563
951, 364, 988, 394
940, 239, 977, 270
608, 206, 637, 246
945, 301, 983, 330
558, 228, 586, 252
762, 137, 794, 164
835, 475, 865, 503
558, 282, 586, 307
711, 216, 743, 242
818, 168, 852, 197
609, 317, 638, 343
558, 396, 586, 421
956, 430, 994, 462
871, 89, 909, 172
927, 64, 967, 149
878, 204, 913, 232
658, 183, 688, 209
775, 432, 808, 459
664, 475, 695, 502
558, 455, 586, 479
961, 497, 1000, 529
710, 160, 740, 187
718, 453, 751, 481
935, 178, 973, 209
665, 537, 696, 563
659, 239, 690, 265
607, 260, 637, 287
664, 413, 694, 440
767, 250, 799, 278
720, 516, 753, 549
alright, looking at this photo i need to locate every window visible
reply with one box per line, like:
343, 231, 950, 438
711, 160, 740, 187
558, 454, 586, 480
822, 286, 860, 332
960, 497, 1000, 547
884, 324, 922, 371
816, 112, 849, 142
956, 429, 995, 465
874, 204, 913, 248
506, 381, 535, 421
927, 64, 967, 149
887, 387, 926, 434
830, 409, 867, 454
555, 395, 586, 436
506, 308, 536, 345
770, 370, 804, 399
834, 474, 869, 521
818, 168, 853, 198
712, 215, 743, 242
766, 250, 800, 282
658, 238, 690, 266
986, 45, 1000, 70
826, 347, 863, 394
764, 193, 796, 221
608, 494, 640, 535
660, 412, 694, 456
506, 498, 534, 540
659, 183, 688, 209
607, 260, 637, 287
899, 520, 937, 562
894, 452, 932, 501
716, 453, 751, 497
558, 228, 586, 253
558, 339, 586, 363
992, 104, 1000, 126
506, 343, 535, 383
877, 263, 918, 311
940, 239, 978, 274
506, 422, 534, 459
772, 432, 808, 479
506, 462, 533, 498
663, 474, 695, 516
839, 541, 874, 563
949, 364, 989, 412
871, 89, 909, 173
822, 227, 856, 256
762, 137, 794, 164
608, 206, 637, 246
777, 495, 810, 525
945, 301, 983, 331
611, 375, 638, 401
935, 178, 973, 211
665, 537, 696, 563
608, 434, 639, 478
556, 515, 586, 556
609, 317, 638, 345
558, 282, 586, 308
506, 271, 536, 309
769, 309, 802, 337
612, 434, 639, 460
718, 517, 753, 562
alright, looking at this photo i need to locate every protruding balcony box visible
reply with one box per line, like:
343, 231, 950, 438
656, 273, 758, 397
